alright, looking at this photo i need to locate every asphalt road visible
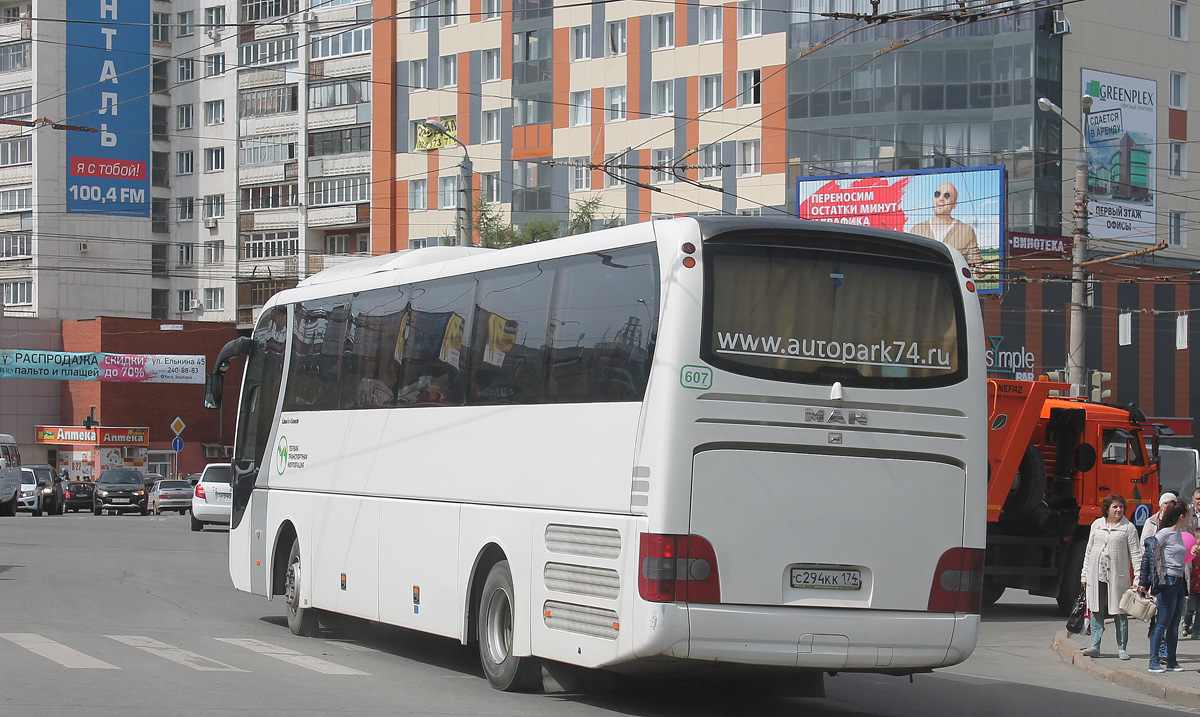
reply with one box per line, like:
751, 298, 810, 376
0, 512, 1190, 716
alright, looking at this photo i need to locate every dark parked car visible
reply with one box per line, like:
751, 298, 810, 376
63, 481, 94, 512
93, 468, 149, 516
20, 465, 64, 516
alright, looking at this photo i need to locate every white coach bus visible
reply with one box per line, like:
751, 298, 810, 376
204, 216, 986, 692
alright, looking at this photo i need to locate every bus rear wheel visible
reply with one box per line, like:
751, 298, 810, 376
477, 560, 541, 692
285, 538, 320, 637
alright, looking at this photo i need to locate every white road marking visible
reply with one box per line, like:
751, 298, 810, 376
0, 633, 119, 669
324, 640, 377, 652
215, 638, 368, 675
106, 635, 246, 672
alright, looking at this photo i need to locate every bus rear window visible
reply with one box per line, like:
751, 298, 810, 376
702, 243, 966, 388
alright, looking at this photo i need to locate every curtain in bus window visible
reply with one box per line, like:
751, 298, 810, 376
340, 285, 409, 408
394, 276, 475, 407
236, 307, 287, 465
283, 298, 350, 411
708, 246, 960, 386
469, 263, 554, 405
546, 244, 659, 403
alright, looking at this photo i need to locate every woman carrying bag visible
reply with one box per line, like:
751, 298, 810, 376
1080, 493, 1143, 659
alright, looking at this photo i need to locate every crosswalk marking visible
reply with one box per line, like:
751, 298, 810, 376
106, 635, 246, 672
216, 638, 368, 675
0, 633, 119, 669
325, 639, 377, 653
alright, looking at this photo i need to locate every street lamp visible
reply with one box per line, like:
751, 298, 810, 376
1037, 95, 1093, 397
418, 119, 473, 247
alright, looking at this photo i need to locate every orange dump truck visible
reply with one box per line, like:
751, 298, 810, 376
985, 379, 1162, 613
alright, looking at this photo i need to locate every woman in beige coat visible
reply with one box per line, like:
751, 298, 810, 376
1080, 493, 1144, 659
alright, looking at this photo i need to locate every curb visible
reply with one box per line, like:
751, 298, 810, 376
1053, 629, 1200, 709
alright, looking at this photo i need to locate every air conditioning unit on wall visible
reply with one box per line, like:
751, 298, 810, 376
78, 242, 88, 252
190, 298, 203, 311
203, 217, 218, 229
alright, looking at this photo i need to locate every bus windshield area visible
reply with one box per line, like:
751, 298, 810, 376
704, 242, 965, 388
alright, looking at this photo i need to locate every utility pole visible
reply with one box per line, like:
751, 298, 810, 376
418, 120, 473, 247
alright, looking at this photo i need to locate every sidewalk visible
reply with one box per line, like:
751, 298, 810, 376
1054, 622, 1200, 709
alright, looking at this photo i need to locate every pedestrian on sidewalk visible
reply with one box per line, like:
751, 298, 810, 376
1081, 493, 1142, 659
1139, 500, 1191, 673
1142, 492, 1178, 542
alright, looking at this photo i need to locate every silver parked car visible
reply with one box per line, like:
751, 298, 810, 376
149, 479, 193, 515
191, 463, 231, 531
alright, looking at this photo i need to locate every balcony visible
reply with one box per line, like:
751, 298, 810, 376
237, 255, 298, 281
241, 112, 300, 137
306, 251, 371, 275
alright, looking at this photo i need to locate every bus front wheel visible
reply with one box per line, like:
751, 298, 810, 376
477, 560, 541, 692
285, 538, 320, 637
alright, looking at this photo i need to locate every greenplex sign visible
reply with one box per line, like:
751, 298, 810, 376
1083, 69, 1157, 243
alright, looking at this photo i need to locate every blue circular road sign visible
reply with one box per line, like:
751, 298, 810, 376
172, 436, 184, 453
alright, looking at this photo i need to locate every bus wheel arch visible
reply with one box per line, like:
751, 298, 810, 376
271, 521, 298, 598
465, 543, 507, 645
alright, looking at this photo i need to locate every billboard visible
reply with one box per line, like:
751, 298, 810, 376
1082, 70, 1157, 243
0, 350, 205, 383
796, 166, 1005, 293
65, 1, 151, 217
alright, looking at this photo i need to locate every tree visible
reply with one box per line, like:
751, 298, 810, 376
471, 195, 621, 249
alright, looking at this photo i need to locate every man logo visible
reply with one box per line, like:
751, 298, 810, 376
805, 408, 867, 425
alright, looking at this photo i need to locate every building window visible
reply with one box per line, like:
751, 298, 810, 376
178, 59, 193, 83
652, 13, 674, 50
178, 197, 194, 221
205, 100, 225, 125
513, 94, 551, 126
239, 35, 299, 67
0, 88, 30, 119
652, 148, 674, 184
204, 54, 225, 77
152, 105, 169, 140
482, 171, 500, 204
204, 147, 225, 172
177, 104, 193, 130
240, 85, 298, 117
204, 5, 225, 29
1170, 141, 1186, 178
204, 240, 224, 264
178, 11, 195, 37
440, 55, 457, 88
700, 74, 722, 111
152, 60, 169, 93
178, 289, 195, 314
152, 12, 171, 43
1171, 1, 1188, 40
309, 175, 369, 206
0, 43, 30, 74
1169, 210, 1187, 247
204, 288, 225, 311
738, 0, 763, 37
739, 69, 762, 106
239, 134, 297, 166
242, 183, 298, 210
0, 232, 31, 258
482, 49, 501, 82
483, 0, 500, 20
410, 0, 429, 31
571, 25, 591, 61
152, 199, 169, 232
177, 150, 194, 175
312, 27, 372, 59
0, 136, 30, 166
410, 59, 427, 90
439, 176, 459, 209
482, 110, 501, 143
606, 86, 626, 122
178, 242, 194, 266
606, 20, 626, 57
409, 178, 427, 210
152, 152, 170, 187
738, 139, 761, 176
309, 126, 370, 156
570, 90, 590, 126
1, 279, 32, 306
309, 77, 371, 109
0, 187, 30, 212
204, 194, 225, 219
1171, 71, 1187, 109
603, 152, 627, 188
242, 231, 299, 259
570, 157, 590, 191
700, 6, 722, 43
440, 0, 457, 27
326, 234, 350, 254
652, 81, 674, 117
700, 144, 722, 179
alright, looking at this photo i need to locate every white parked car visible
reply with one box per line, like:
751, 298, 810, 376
191, 463, 232, 531
0, 434, 20, 516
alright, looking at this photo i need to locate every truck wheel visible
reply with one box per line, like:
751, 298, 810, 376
1002, 444, 1047, 520
1056, 539, 1087, 615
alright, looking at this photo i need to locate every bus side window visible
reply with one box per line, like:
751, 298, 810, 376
469, 265, 553, 405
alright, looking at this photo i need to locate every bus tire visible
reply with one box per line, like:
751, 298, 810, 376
1002, 444, 1047, 520
478, 560, 541, 692
1056, 538, 1087, 615
285, 538, 320, 637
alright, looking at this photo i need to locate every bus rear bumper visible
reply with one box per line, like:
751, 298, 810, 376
682, 604, 979, 671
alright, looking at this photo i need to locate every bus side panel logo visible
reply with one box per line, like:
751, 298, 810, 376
681, 365, 712, 390
276, 435, 288, 475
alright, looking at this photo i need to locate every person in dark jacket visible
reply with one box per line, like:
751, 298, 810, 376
1139, 501, 1190, 672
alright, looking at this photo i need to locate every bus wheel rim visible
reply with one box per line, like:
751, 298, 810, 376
286, 560, 300, 615
484, 587, 513, 665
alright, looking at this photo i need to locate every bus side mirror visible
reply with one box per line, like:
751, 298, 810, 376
203, 374, 224, 409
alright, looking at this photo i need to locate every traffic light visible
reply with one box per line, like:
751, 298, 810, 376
1091, 371, 1112, 402
1045, 370, 1066, 396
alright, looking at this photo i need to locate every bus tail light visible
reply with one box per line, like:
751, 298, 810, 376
638, 533, 720, 603
195, 483, 206, 500
927, 547, 984, 613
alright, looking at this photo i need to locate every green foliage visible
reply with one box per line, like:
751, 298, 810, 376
472, 195, 622, 249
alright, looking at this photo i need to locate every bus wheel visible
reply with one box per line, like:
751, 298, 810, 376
285, 538, 320, 637
478, 560, 541, 692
